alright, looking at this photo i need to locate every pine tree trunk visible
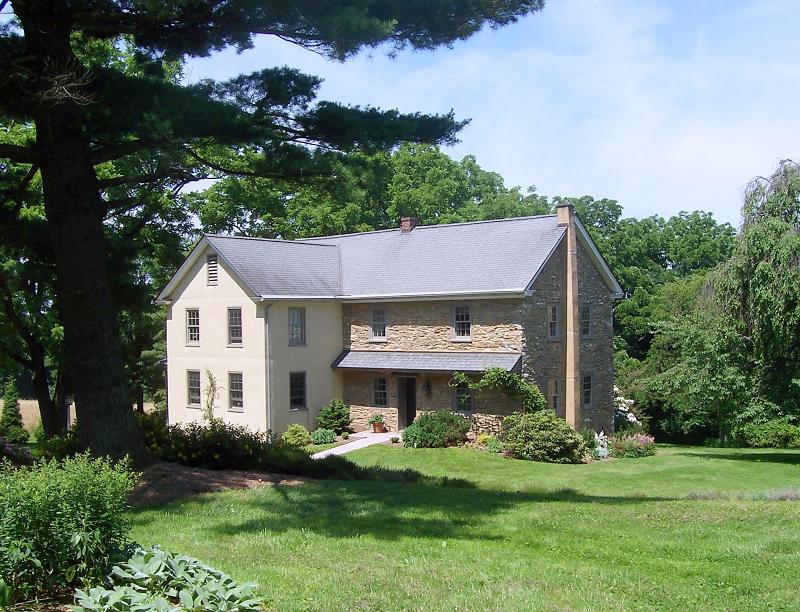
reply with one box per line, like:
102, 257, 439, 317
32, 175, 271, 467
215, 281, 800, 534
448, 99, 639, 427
22, 5, 147, 462
30, 348, 67, 436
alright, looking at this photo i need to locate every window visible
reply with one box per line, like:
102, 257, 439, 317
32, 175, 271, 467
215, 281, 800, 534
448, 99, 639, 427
454, 305, 471, 338
548, 378, 559, 411
228, 372, 243, 411
186, 309, 200, 345
187, 370, 201, 407
206, 254, 218, 285
454, 382, 473, 412
580, 304, 592, 337
370, 308, 387, 340
373, 377, 388, 407
288, 307, 306, 346
582, 374, 592, 407
227, 308, 243, 345
290, 372, 306, 409
547, 304, 559, 339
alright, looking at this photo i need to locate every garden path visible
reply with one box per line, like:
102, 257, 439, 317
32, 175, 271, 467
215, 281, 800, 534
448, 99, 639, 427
311, 431, 398, 459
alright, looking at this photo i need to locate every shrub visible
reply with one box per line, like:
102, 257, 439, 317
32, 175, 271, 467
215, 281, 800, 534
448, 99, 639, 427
282, 424, 311, 447
390, 436, 400, 444
501, 411, 586, 464
73, 546, 264, 611
0, 453, 137, 602
316, 399, 352, 434
476, 432, 492, 446
452, 368, 546, 412
0, 437, 33, 465
341, 431, 350, 440
0, 379, 27, 444
734, 418, 800, 448
34, 427, 84, 461
368, 413, 385, 424
578, 427, 597, 450
402, 411, 470, 448
310, 428, 336, 445
610, 433, 657, 458
484, 436, 504, 454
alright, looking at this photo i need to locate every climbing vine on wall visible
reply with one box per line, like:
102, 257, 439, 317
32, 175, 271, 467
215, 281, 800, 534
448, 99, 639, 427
451, 368, 546, 413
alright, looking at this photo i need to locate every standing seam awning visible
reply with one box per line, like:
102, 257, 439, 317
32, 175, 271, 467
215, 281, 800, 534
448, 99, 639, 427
331, 350, 522, 373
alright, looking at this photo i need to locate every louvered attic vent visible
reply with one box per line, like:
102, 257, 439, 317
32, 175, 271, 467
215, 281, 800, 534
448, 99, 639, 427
206, 254, 218, 285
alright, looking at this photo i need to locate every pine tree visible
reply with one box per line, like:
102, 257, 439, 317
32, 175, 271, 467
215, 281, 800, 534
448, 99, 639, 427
0, 378, 28, 444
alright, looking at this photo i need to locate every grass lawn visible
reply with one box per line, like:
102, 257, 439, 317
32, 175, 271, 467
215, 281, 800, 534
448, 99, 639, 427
131, 445, 800, 610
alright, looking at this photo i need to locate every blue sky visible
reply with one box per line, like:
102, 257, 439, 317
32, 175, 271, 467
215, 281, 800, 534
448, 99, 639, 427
187, 0, 800, 226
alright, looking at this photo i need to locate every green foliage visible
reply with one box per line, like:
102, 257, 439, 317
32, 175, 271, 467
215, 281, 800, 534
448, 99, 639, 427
367, 413, 385, 424
282, 424, 311, 447
476, 432, 492, 446
390, 436, 400, 444
402, 411, 470, 448
316, 399, 352, 434
501, 411, 586, 464
33, 427, 84, 461
310, 428, 336, 445
484, 436, 504, 454
73, 546, 264, 611
0, 379, 27, 444
0, 454, 136, 602
452, 368, 546, 412
733, 419, 800, 449
609, 433, 657, 458
578, 427, 597, 450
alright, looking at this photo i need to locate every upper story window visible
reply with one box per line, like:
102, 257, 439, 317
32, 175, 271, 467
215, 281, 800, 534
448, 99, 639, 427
582, 374, 593, 407
186, 308, 200, 345
454, 305, 471, 339
228, 308, 243, 346
370, 308, 387, 340
206, 254, 218, 285
187, 370, 201, 407
290, 372, 306, 409
288, 307, 306, 346
454, 382, 473, 412
373, 377, 388, 407
228, 372, 243, 412
547, 304, 559, 340
580, 304, 592, 337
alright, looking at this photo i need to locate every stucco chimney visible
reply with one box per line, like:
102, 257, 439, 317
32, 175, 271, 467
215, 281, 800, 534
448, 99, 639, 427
557, 203, 581, 428
400, 216, 419, 233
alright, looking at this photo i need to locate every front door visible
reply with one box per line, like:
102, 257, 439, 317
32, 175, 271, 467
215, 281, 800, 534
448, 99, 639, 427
398, 376, 417, 428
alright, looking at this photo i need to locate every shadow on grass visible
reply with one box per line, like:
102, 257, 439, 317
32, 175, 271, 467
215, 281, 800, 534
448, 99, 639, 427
129, 470, 677, 544
675, 451, 800, 465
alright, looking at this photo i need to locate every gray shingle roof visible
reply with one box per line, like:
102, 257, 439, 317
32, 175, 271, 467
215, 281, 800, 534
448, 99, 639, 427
302, 215, 565, 297
206, 235, 340, 297
332, 350, 522, 372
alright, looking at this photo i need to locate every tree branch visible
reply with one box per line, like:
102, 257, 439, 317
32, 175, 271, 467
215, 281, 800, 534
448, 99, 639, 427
90, 139, 166, 164
97, 169, 198, 189
0, 143, 38, 163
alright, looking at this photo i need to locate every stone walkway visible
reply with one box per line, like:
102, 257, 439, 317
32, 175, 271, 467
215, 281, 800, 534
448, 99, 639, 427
311, 431, 398, 460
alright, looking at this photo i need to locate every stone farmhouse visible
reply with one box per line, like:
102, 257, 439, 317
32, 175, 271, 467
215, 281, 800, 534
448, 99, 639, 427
156, 204, 623, 435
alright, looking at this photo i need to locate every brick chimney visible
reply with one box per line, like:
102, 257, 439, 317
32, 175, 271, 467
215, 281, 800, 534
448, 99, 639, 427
400, 216, 419, 233
557, 203, 581, 427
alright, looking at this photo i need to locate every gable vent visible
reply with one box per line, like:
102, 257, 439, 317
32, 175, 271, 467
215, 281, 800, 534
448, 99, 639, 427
206, 254, 218, 285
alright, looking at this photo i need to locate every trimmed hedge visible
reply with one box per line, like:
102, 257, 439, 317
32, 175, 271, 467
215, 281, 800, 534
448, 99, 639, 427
501, 410, 586, 464
402, 411, 470, 448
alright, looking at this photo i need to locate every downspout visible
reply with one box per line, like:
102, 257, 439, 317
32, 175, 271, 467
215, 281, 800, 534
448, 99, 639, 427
557, 203, 581, 428
261, 300, 275, 436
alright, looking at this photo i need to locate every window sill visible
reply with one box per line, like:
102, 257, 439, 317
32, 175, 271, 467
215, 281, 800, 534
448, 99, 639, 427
289, 407, 307, 412
368, 337, 388, 343
227, 343, 243, 348
185, 343, 200, 348
450, 337, 473, 343
288, 343, 307, 348
187, 405, 201, 410
227, 408, 244, 413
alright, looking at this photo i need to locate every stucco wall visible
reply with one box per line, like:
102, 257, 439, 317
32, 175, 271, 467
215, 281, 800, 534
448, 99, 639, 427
342, 299, 524, 352
266, 300, 343, 434
166, 248, 269, 432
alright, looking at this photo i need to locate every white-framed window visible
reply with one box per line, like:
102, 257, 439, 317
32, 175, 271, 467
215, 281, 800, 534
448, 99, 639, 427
186, 309, 200, 345
288, 307, 306, 346
290, 372, 306, 409
454, 305, 471, 338
547, 304, 559, 340
454, 381, 473, 412
187, 370, 201, 407
373, 377, 388, 407
580, 304, 592, 337
370, 308, 387, 340
206, 254, 218, 285
548, 378, 559, 411
227, 307, 243, 346
228, 372, 243, 411
582, 374, 593, 407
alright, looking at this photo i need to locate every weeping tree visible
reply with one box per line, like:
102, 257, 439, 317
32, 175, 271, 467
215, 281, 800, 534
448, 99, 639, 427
0, 0, 545, 459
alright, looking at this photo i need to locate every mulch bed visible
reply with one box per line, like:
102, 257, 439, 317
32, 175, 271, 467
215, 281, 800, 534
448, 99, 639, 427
128, 461, 307, 507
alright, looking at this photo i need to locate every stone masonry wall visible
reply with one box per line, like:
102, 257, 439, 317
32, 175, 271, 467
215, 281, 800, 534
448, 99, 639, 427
577, 241, 615, 432
343, 299, 524, 352
344, 371, 400, 432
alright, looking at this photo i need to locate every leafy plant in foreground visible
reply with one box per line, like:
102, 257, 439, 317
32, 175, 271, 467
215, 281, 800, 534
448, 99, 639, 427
402, 411, 470, 448
282, 424, 311, 447
310, 428, 336, 445
316, 400, 352, 434
501, 411, 586, 464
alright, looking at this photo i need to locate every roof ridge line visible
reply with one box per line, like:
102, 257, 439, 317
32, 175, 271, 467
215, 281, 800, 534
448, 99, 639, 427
205, 234, 338, 248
